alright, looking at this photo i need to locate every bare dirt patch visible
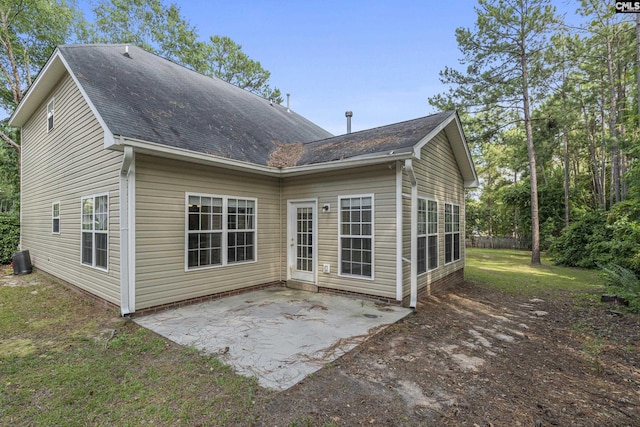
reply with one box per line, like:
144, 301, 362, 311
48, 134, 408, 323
254, 282, 640, 426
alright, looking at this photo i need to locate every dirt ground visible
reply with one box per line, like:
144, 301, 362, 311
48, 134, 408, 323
3, 267, 638, 426
254, 282, 640, 427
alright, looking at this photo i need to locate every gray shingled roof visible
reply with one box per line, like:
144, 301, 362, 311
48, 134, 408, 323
59, 44, 332, 165
298, 111, 455, 165
57, 44, 455, 168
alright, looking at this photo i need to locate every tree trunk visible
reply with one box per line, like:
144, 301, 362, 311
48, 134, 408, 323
637, 14, 640, 130
605, 32, 621, 204
521, 52, 541, 265
563, 131, 570, 228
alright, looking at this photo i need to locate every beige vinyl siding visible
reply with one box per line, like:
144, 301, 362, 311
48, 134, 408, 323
282, 164, 397, 299
20, 73, 121, 304
134, 154, 281, 310
401, 130, 466, 298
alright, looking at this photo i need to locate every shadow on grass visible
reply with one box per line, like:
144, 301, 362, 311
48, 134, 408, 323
465, 248, 604, 296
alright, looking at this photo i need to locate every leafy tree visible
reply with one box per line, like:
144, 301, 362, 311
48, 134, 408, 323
430, 0, 559, 265
0, 0, 83, 157
90, 0, 282, 102
198, 36, 282, 102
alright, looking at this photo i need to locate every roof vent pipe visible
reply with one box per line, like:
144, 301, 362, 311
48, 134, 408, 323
286, 93, 291, 112
345, 111, 353, 134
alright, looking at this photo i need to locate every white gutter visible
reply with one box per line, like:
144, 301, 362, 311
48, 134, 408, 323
119, 144, 135, 315
111, 135, 411, 178
395, 160, 403, 302
405, 159, 418, 309
282, 152, 411, 176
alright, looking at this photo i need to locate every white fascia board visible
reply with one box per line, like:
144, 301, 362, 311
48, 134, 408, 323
111, 135, 412, 177
445, 114, 479, 188
411, 111, 457, 160
113, 136, 282, 177
281, 152, 412, 176
411, 111, 479, 189
56, 53, 115, 148
10, 50, 66, 127
8, 49, 115, 148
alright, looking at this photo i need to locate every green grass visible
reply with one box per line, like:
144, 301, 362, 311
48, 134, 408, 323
465, 248, 604, 296
0, 271, 265, 426
1, 253, 607, 425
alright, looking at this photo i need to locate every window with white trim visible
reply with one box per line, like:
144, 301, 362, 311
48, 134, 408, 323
339, 195, 373, 278
418, 198, 438, 274
186, 194, 256, 269
445, 203, 460, 264
81, 194, 108, 270
427, 199, 438, 269
187, 195, 223, 268
52, 202, 60, 234
227, 198, 255, 263
47, 99, 55, 132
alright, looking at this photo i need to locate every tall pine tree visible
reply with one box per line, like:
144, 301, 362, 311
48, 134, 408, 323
430, 0, 558, 265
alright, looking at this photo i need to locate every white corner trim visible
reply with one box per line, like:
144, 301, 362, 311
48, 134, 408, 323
119, 145, 135, 315
405, 159, 418, 309
395, 161, 403, 302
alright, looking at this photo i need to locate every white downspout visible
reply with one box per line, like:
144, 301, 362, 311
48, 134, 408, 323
395, 161, 403, 302
405, 159, 418, 308
119, 144, 135, 315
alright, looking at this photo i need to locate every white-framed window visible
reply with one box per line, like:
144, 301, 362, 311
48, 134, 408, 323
418, 198, 438, 274
227, 198, 256, 263
186, 193, 256, 270
445, 203, 460, 264
81, 194, 108, 271
339, 195, 373, 279
52, 202, 60, 234
47, 98, 55, 132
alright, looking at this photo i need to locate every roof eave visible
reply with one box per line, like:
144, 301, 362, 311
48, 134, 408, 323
412, 111, 478, 188
112, 136, 412, 177
281, 152, 412, 176
113, 136, 283, 177
9, 47, 115, 148
9, 49, 66, 127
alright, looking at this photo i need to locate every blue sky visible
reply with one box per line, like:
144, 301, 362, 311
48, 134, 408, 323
82, 0, 583, 136
178, 1, 479, 135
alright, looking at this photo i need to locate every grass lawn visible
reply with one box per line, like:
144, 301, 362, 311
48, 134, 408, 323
465, 248, 605, 296
1, 250, 606, 425
0, 272, 268, 426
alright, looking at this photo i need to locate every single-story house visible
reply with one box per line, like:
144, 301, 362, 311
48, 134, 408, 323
9, 44, 477, 315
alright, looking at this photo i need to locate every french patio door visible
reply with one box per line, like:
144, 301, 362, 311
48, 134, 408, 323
288, 201, 316, 282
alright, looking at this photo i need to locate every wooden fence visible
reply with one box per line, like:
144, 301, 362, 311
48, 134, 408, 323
465, 236, 531, 250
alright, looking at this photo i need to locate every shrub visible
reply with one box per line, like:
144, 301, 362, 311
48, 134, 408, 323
549, 206, 640, 275
0, 211, 20, 264
600, 263, 640, 312
548, 210, 611, 268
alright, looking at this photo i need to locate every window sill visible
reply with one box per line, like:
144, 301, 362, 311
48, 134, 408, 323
185, 259, 257, 272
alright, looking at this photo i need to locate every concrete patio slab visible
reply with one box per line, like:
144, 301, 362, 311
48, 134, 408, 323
134, 287, 412, 390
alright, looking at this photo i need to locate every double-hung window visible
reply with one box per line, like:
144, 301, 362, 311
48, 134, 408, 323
81, 194, 108, 270
227, 198, 256, 263
339, 195, 373, 278
187, 195, 223, 268
417, 199, 427, 274
47, 99, 55, 132
52, 202, 60, 234
418, 198, 438, 274
445, 203, 460, 264
186, 194, 256, 270
427, 200, 438, 269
